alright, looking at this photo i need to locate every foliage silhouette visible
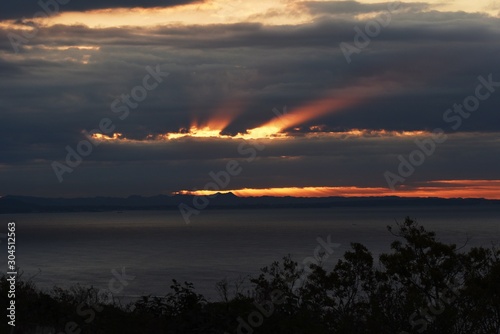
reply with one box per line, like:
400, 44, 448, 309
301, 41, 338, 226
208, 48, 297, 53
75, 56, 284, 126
1, 217, 499, 333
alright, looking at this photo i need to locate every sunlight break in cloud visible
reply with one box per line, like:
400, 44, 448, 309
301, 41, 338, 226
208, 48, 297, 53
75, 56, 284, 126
13, 0, 310, 28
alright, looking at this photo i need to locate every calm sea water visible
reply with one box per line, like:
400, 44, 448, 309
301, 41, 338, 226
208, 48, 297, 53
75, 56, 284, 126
2, 206, 500, 300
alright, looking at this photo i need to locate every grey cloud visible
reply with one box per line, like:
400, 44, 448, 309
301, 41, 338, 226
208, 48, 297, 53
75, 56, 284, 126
301, 1, 430, 15
0, 0, 204, 20
1, 4, 499, 196
1, 132, 499, 196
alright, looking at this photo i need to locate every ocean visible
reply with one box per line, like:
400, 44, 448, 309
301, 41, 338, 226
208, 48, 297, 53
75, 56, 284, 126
2, 206, 500, 301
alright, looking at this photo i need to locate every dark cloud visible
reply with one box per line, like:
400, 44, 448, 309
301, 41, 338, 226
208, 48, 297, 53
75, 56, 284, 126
0, 0, 204, 20
301, 1, 430, 15
0, 132, 499, 197
0, 4, 499, 196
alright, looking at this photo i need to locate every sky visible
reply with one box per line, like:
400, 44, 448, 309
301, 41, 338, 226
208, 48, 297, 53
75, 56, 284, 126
0, 0, 499, 198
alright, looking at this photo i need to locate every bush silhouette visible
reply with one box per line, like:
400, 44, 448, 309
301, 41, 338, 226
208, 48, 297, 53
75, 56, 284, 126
1, 217, 499, 333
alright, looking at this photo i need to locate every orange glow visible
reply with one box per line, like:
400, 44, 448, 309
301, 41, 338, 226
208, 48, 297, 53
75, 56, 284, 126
3, 0, 494, 29
176, 180, 500, 200
238, 81, 393, 139
156, 98, 250, 140
292, 128, 431, 139
154, 81, 392, 141
91, 133, 124, 141
143, 91, 358, 141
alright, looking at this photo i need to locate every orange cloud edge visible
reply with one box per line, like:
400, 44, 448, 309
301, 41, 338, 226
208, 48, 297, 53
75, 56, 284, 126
175, 180, 500, 200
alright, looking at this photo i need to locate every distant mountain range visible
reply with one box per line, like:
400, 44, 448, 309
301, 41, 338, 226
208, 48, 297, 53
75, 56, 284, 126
1, 194, 499, 214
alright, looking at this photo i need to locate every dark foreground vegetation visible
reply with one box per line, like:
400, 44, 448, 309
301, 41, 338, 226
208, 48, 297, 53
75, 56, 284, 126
2, 218, 500, 333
